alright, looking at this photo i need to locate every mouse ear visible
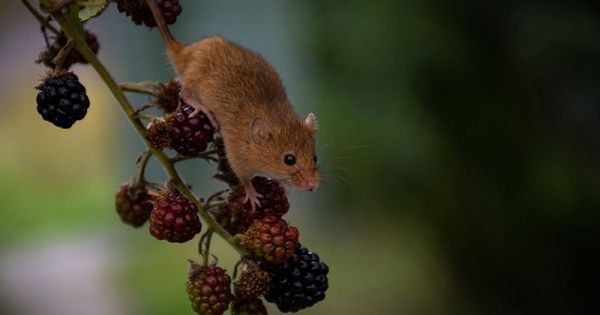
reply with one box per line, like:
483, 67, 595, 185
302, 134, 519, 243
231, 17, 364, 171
305, 113, 318, 131
252, 119, 272, 142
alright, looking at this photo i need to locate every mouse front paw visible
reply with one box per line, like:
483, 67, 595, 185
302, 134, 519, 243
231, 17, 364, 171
243, 185, 263, 211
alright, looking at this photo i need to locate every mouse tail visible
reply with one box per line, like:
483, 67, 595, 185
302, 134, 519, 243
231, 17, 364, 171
144, 0, 183, 54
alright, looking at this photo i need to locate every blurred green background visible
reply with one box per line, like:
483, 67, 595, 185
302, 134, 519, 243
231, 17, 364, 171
1, 0, 599, 314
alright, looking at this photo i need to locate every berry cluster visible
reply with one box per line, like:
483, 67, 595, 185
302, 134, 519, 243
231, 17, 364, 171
36, 72, 90, 128
116, 0, 182, 28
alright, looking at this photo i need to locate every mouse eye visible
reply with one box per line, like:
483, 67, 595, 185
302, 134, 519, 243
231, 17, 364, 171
284, 154, 296, 166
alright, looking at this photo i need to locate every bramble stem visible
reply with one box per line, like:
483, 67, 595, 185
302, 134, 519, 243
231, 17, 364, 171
45, 10, 246, 256
135, 150, 152, 185
21, 0, 59, 34
120, 81, 160, 96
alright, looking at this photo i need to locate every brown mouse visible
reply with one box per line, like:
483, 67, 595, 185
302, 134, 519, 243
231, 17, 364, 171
144, 0, 320, 209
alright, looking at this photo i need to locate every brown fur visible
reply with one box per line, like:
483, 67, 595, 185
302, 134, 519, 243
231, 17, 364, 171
144, 1, 320, 189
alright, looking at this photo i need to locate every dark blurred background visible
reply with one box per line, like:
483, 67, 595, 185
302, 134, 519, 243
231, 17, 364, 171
1, 1, 599, 314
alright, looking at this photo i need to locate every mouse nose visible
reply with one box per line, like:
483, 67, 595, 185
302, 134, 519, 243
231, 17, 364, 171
305, 179, 318, 191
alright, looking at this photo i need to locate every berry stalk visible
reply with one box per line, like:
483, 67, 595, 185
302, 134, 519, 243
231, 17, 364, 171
47, 8, 247, 256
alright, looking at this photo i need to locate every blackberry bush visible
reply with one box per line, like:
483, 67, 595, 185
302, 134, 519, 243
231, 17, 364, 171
24, 1, 329, 313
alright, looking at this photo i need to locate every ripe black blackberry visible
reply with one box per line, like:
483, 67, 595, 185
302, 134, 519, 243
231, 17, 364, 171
264, 244, 329, 312
115, 182, 154, 227
186, 262, 234, 315
167, 105, 215, 156
231, 298, 268, 315
116, 0, 182, 28
149, 192, 201, 243
36, 71, 90, 128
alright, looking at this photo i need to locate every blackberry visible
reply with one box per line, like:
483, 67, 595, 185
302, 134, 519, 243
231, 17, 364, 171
264, 244, 329, 312
116, 0, 182, 28
167, 105, 215, 156
145, 118, 172, 150
38, 30, 100, 69
115, 182, 154, 227
234, 265, 270, 301
231, 298, 268, 315
36, 71, 90, 128
186, 262, 234, 315
149, 193, 201, 243
239, 215, 299, 264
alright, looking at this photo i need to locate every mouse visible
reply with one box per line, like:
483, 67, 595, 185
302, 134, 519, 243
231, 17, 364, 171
144, 0, 320, 209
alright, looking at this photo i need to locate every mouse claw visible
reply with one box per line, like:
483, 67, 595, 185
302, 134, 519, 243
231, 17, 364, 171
243, 185, 263, 211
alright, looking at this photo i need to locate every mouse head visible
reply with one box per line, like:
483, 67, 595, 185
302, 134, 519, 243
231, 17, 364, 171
250, 113, 320, 191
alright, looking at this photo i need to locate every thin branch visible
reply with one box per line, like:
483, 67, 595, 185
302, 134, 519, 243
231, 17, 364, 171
135, 150, 152, 185
22, 0, 59, 34
120, 81, 160, 96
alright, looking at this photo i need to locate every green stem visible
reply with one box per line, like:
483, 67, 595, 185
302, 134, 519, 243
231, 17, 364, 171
120, 81, 160, 96
135, 150, 152, 185
49, 11, 246, 257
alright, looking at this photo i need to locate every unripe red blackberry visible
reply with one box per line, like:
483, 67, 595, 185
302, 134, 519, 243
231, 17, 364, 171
239, 215, 299, 264
38, 30, 100, 69
234, 265, 271, 301
116, 0, 182, 28
36, 71, 90, 128
264, 244, 329, 312
149, 193, 201, 243
186, 262, 234, 315
167, 105, 215, 156
115, 182, 154, 227
231, 298, 268, 315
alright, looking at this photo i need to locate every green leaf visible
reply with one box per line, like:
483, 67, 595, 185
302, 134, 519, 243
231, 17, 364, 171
76, 0, 109, 21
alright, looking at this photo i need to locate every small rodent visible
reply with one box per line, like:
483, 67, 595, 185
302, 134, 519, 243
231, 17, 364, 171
144, 0, 320, 209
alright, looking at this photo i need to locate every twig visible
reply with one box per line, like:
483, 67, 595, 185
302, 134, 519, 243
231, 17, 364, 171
22, 0, 59, 34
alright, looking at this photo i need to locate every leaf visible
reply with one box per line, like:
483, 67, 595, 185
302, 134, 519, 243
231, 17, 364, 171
76, 0, 109, 21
